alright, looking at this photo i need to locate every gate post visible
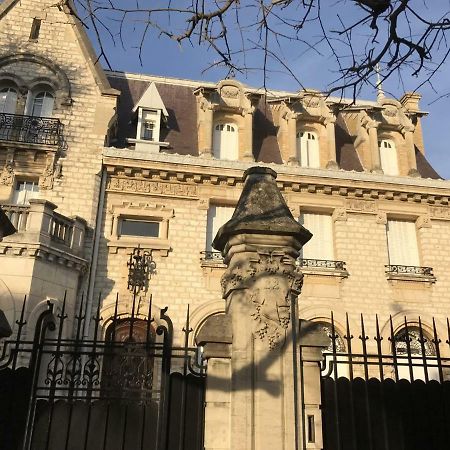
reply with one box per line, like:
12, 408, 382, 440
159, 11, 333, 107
299, 320, 331, 449
213, 167, 312, 450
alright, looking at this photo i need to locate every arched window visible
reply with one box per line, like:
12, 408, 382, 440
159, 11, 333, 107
315, 321, 349, 379
28, 91, 54, 117
213, 123, 238, 160
296, 131, 320, 168
0, 87, 18, 114
393, 326, 438, 381
378, 139, 398, 175
101, 318, 155, 400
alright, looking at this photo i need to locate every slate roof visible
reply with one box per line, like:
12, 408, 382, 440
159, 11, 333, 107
107, 73, 441, 179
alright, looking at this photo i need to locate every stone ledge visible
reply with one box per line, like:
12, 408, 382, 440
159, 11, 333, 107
0, 242, 88, 273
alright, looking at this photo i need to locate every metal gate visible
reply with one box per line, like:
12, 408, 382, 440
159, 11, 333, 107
318, 313, 450, 450
0, 295, 206, 450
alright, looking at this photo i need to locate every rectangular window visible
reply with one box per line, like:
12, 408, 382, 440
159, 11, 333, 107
206, 205, 234, 251
29, 18, 41, 40
141, 120, 155, 141
379, 139, 399, 175
12, 180, 39, 205
140, 110, 158, 141
299, 212, 333, 260
386, 219, 420, 266
120, 219, 160, 238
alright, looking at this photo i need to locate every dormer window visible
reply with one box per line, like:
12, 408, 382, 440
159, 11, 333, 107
297, 131, 320, 168
130, 82, 169, 153
378, 139, 398, 175
140, 110, 158, 141
213, 122, 238, 160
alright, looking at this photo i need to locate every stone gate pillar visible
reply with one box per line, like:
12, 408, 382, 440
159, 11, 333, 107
213, 166, 312, 450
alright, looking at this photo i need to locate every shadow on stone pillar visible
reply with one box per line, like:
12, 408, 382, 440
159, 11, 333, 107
208, 166, 312, 450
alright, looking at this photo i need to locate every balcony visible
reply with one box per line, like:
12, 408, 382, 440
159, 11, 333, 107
1, 200, 87, 269
0, 113, 62, 146
385, 264, 436, 282
200, 250, 225, 268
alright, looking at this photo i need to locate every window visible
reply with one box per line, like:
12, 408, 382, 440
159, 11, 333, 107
139, 110, 158, 141
386, 219, 419, 266
394, 326, 438, 381
299, 213, 333, 260
316, 321, 349, 379
0, 87, 17, 114
213, 123, 238, 160
120, 219, 160, 238
12, 180, 39, 205
28, 91, 54, 117
297, 131, 319, 168
29, 18, 42, 40
206, 205, 234, 252
379, 139, 398, 175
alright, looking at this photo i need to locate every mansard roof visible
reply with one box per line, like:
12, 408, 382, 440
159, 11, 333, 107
107, 71, 441, 179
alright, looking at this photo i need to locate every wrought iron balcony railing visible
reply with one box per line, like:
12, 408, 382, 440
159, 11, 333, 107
297, 259, 347, 271
200, 250, 224, 262
385, 264, 434, 277
0, 112, 62, 146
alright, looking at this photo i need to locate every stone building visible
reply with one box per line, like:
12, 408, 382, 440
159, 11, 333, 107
1, 0, 450, 448
0, 0, 449, 346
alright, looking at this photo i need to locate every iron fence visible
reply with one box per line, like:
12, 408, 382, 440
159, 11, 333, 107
0, 293, 206, 450
302, 313, 450, 450
385, 264, 434, 277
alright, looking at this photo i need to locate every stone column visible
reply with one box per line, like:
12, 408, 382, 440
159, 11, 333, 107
325, 117, 338, 169
213, 167, 312, 450
404, 128, 419, 176
197, 95, 214, 158
368, 124, 382, 173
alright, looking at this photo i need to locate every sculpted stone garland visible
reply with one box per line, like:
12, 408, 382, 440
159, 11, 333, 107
221, 251, 303, 349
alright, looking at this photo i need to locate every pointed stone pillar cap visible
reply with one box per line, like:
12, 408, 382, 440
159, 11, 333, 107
213, 166, 312, 251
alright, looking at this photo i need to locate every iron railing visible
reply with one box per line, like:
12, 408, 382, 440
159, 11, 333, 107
0, 112, 62, 146
385, 264, 434, 277
200, 251, 224, 262
0, 293, 206, 450
298, 258, 347, 271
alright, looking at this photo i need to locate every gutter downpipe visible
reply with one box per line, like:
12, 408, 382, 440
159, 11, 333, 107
83, 166, 106, 338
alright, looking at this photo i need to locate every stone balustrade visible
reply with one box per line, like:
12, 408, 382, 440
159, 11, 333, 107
1, 199, 86, 256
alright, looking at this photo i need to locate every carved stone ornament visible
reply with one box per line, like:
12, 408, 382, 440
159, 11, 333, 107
39, 162, 55, 190
221, 251, 303, 349
0, 163, 14, 186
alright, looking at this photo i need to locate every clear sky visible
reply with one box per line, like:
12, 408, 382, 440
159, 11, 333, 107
85, 2, 450, 179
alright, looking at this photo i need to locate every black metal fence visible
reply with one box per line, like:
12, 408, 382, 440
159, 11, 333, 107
0, 113, 62, 146
0, 294, 206, 450
308, 313, 450, 450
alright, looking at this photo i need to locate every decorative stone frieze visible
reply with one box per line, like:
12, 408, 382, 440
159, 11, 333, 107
429, 205, 450, 220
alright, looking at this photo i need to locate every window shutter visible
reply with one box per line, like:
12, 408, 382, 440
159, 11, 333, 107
387, 220, 419, 266
308, 136, 320, 168
206, 206, 234, 251
379, 140, 398, 175
213, 124, 238, 160
299, 213, 333, 260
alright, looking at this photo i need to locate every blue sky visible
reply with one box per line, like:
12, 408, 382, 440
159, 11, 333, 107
85, 2, 450, 179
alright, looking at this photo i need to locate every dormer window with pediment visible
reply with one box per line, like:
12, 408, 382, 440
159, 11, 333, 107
194, 79, 260, 162
129, 82, 169, 153
271, 90, 337, 169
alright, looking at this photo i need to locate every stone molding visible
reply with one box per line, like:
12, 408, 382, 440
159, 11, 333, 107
0, 242, 88, 273
103, 150, 450, 205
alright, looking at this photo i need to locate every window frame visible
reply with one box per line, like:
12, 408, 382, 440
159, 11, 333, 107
378, 138, 399, 176
212, 121, 239, 160
0, 86, 18, 114
296, 130, 320, 168
26, 89, 55, 117
11, 179, 40, 205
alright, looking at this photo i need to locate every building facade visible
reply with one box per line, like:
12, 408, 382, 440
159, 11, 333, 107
0, 0, 449, 357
